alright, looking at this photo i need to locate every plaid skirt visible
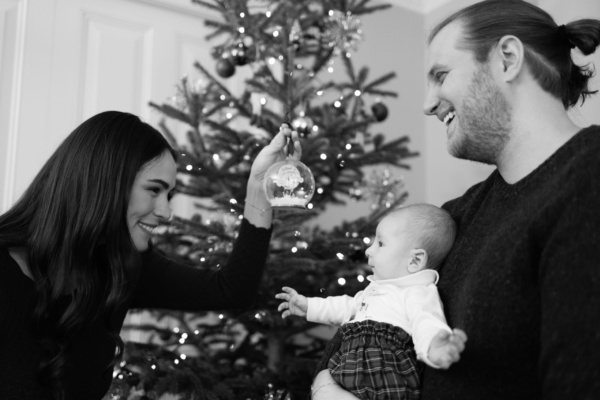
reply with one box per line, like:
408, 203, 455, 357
327, 320, 422, 400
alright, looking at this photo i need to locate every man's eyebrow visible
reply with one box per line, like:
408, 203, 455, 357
427, 63, 445, 79
148, 179, 170, 189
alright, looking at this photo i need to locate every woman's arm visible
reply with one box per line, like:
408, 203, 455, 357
133, 218, 271, 310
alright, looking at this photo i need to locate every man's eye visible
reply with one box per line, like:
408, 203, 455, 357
168, 191, 176, 201
436, 72, 447, 83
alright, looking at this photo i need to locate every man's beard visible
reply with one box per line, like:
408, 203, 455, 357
448, 64, 512, 165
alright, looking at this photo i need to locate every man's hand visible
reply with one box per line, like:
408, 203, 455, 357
276, 286, 308, 319
428, 328, 467, 369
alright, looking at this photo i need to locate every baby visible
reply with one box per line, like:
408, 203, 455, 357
276, 204, 467, 400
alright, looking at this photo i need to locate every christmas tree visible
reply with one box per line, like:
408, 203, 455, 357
106, 1, 417, 399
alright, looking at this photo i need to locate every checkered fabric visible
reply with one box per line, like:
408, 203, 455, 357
327, 320, 422, 400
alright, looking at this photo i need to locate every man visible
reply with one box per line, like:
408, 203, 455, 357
311, 1, 600, 399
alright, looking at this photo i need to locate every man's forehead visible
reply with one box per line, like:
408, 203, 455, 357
426, 22, 469, 71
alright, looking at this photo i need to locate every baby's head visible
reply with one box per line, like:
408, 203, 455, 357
365, 203, 456, 280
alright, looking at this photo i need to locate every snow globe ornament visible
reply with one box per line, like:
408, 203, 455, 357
263, 149, 315, 209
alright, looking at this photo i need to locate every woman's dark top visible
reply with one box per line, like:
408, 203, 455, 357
0, 218, 271, 399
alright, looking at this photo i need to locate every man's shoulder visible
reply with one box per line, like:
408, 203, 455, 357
551, 125, 600, 181
572, 124, 600, 159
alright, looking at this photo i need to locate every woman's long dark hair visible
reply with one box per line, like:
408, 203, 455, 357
0, 111, 175, 399
428, 0, 600, 108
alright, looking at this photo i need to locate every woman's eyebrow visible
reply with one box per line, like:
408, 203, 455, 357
148, 179, 170, 189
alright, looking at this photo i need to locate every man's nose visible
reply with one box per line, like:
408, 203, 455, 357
423, 85, 439, 116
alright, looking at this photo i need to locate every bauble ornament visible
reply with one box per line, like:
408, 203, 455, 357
216, 58, 235, 78
371, 102, 388, 122
263, 157, 315, 209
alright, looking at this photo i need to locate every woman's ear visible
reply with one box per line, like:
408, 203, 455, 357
407, 249, 428, 273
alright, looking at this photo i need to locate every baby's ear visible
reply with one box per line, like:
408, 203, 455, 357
407, 249, 428, 273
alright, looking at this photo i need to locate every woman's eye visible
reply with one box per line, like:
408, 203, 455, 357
149, 188, 160, 195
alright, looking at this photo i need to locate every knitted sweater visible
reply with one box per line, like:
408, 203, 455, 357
0, 218, 271, 400
421, 125, 600, 400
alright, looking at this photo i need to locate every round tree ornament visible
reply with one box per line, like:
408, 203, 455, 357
263, 156, 315, 209
371, 101, 388, 122
216, 58, 236, 78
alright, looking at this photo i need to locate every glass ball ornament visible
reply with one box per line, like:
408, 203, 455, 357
371, 101, 388, 122
263, 157, 315, 209
216, 58, 236, 78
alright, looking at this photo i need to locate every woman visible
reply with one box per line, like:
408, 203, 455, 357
0, 111, 299, 400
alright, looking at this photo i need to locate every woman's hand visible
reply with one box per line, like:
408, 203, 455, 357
244, 124, 300, 228
249, 124, 301, 183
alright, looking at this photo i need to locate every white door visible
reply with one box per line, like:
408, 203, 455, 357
0, 0, 230, 212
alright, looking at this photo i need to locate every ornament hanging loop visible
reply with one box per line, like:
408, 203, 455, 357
282, 121, 295, 157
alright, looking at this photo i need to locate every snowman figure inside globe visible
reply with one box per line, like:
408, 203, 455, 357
263, 134, 315, 209
273, 164, 304, 196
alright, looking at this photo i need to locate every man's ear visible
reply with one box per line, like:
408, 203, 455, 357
407, 249, 428, 273
494, 35, 525, 82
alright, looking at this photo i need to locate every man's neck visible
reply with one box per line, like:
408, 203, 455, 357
496, 97, 580, 184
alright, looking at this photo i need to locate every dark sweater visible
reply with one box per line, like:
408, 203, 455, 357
0, 218, 271, 400
421, 125, 600, 400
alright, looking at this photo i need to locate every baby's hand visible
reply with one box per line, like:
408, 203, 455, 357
275, 286, 308, 319
428, 328, 467, 369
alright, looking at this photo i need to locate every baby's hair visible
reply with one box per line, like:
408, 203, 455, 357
391, 204, 456, 270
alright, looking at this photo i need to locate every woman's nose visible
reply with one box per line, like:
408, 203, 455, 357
154, 196, 172, 221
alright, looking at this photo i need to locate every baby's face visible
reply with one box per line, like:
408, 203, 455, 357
365, 214, 414, 280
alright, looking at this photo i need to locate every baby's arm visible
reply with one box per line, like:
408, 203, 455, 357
427, 328, 467, 369
276, 286, 308, 318
406, 285, 467, 368
276, 288, 359, 325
